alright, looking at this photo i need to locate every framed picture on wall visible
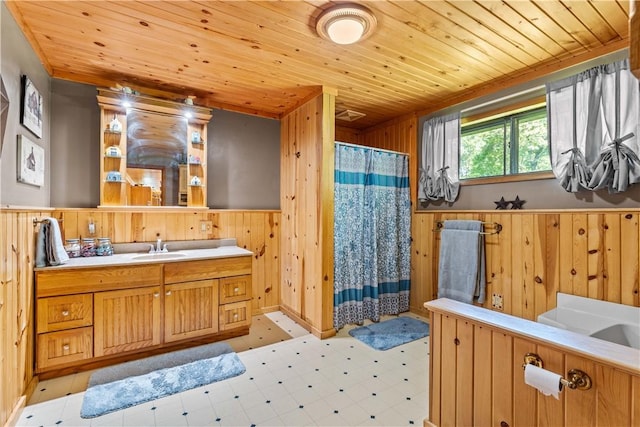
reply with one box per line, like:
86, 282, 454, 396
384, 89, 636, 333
20, 75, 43, 138
0, 74, 9, 156
17, 134, 44, 187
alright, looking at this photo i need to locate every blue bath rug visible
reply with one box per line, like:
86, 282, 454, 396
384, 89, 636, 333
80, 343, 245, 418
349, 317, 430, 350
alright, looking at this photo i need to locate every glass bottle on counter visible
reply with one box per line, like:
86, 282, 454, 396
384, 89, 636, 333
96, 237, 113, 256
64, 238, 81, 258
81, 238, 96, 257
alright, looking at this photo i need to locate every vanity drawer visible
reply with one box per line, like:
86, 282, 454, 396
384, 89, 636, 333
219, 301, 251, 331
36, 327, 93, 371
36, 264, 162, 297
219, 275, 251, 304
37, 294, 93, 333
164, 257, 252, 284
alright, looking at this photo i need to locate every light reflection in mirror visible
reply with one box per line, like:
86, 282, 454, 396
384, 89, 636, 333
126, 110, 188, 206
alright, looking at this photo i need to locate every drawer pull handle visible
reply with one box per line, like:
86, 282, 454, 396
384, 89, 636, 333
62, 344, 70, 351
234, 287, 240, 293
166, 291, 172, 296
153, 292, 160, 298
61, 310, 69, 316
233, 313, 238, 319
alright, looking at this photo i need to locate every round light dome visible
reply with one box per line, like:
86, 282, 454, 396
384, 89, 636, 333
327, 17, 365, 45
316, 4, 377, 45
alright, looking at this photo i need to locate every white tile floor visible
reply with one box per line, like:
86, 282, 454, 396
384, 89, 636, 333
17, 312, 429, 427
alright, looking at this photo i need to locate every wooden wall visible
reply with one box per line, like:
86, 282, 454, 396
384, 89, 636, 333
427, 300, 640, 427
0, 209, 45, 427
412, 210, 640, 319
280, 89, 336, 337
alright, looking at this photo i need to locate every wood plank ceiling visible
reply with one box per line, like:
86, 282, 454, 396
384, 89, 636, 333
5, 1, 631, 129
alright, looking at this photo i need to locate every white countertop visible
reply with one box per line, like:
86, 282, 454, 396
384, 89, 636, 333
425, 298, 640, 375
35, 246, 253, 271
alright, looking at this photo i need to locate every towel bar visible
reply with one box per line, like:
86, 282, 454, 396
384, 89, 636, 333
434, 220, 502, 235
32, 217, 63, 226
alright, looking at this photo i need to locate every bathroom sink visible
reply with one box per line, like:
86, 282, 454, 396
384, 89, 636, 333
537, 293, 640, 350
130, 252, 187, 261
590, 324, 640, 350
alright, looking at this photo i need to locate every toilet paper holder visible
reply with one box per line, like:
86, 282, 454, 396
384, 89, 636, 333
523, 353, 592, 391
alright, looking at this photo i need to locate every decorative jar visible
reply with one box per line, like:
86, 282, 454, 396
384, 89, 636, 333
64, 238, 81, 258
81, 238, 96, 257
96, 238, 113, 256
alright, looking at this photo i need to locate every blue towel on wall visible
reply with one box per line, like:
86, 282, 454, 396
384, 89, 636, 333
35, 218, 69, 267
437, 220, 486, 304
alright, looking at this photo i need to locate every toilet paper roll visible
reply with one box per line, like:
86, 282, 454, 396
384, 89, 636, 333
524, 364, 562, 399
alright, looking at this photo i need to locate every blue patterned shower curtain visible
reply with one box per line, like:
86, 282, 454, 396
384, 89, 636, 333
333, 142, 411, 330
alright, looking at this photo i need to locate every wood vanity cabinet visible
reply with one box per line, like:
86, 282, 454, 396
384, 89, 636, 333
35, 255, 252, 376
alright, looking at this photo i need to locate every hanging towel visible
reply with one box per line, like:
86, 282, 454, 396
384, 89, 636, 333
35, 218, 69, 267
437, 220, 486, 304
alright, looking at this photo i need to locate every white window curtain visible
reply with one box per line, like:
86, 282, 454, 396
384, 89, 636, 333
418, 112, 460, 203
547, 59, 640, 193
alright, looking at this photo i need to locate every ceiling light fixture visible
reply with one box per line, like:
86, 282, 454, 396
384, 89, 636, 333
316, 4, 377, 45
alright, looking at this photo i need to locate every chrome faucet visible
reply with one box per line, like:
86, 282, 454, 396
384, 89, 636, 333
148, 238, 168, 253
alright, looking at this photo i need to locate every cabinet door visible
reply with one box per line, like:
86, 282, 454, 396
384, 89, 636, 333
164, 279, 219, 343
94, 286, 161, 357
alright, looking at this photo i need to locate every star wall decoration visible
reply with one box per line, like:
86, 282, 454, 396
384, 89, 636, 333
510, 195, 526, 209
494, 196, 510, 209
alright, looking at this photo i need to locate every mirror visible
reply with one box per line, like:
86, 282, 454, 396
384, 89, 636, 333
126, 110, 187, 206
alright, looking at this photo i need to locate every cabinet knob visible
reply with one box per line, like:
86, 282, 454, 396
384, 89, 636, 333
153, 292, 160, 298
62, 344, 70, 351
233, 313, 238, 319
61, 310, 69, 316
166, 291, 172, 296
234, 287, 240, 293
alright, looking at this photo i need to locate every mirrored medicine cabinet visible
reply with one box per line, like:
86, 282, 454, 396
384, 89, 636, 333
97, 88, 212, 207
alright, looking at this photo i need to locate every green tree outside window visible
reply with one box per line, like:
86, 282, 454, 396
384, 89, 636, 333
460, 107, 550, 180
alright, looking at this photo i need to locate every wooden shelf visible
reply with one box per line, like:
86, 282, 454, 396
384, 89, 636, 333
103, 131, 123, 146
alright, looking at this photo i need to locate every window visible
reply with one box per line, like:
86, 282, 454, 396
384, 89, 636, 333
459, 106, 551, 181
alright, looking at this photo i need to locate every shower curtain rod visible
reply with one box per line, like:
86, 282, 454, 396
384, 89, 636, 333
335, 141, 408, 157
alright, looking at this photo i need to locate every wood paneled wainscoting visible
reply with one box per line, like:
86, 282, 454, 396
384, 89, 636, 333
0, 208, 50, 427
425, 298, 640, 427
410, 210, 640, 319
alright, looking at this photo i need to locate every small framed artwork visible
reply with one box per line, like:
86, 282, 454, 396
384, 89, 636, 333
21, 75, 43, 138
0, 74, 9, 156
17, 134, 45, 187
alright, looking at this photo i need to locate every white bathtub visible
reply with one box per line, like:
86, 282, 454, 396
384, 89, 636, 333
537, 293, 640, 350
